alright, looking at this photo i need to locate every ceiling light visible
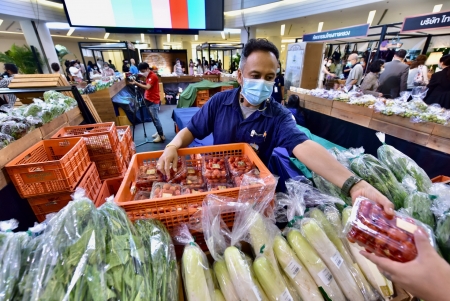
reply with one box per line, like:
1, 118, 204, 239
367, 10, 376, 26
141, 33, 145, 42
67, 28, 75, 36
224, 0, 308, 16
221, 31, 225, 39
281, 24, 285, 36
37, 0, 63, 8
224, 28, 241, 34
46, 22, 71, 29
317, 22, 324, 32
104, 33, 110, 39
433, 4, 443, 12
282, 38, 295, 43
195, 35, 198, 41
0, 19, 3, 27
167, 34, 171, 42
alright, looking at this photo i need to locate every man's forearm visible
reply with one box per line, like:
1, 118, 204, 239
170, 128, 195, 149
293, 140, 353, 188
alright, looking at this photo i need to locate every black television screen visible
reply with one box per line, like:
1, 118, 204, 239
62, 0, 223, 31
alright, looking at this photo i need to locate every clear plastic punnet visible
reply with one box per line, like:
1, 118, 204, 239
225, 154, 255, 176
150, 182, 182, 198
376, 132, 432, 193
343, 197, 437, 263
430, 184, 450, 264
203, 156, 229, 184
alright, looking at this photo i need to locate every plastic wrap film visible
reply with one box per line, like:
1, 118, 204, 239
134, 219, 179, 301
429, 184, 450, 263
350, 153, 407, 209
402, 176, 435, 228
376, 132, 432, 193
343, 197, 437, 263
21, 189, 107, 301
175, 224, 214, 301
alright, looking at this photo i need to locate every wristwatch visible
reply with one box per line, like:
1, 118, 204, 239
341, 175, 363, 197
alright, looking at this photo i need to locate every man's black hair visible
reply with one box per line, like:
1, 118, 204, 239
239, 38, 279, 69
369, 60, 384, 73
395, 49, 407, 59
4, 63, 18, 74
138, 62, 150, 71
51, 62, 60, 72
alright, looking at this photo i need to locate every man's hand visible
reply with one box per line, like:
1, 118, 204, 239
350, 180, 394, 215
378, 93, 383, 97
157, 146, 179, 179
362, 229, 450, 301
129, 80, 136, 85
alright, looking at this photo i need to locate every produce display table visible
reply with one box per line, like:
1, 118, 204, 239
177, 81, 239, 108
171, 108, 214, 147
86, 80, 126, 122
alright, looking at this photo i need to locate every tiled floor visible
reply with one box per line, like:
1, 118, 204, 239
134, 104, 177, 153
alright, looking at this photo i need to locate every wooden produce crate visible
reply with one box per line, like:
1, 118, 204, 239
117, 126, 135, 167
115, 143, 275, 232
95, 176, 123, 207
51, 122, 119, 157
5, 138, 90, 198
28, 163, 102, 222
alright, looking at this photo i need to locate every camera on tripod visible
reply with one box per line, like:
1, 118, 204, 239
125, 72, 136, 82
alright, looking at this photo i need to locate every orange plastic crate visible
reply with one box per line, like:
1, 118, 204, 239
95, 176, 123, 207
115, 143, 274, 231
117, 126, 135, 167
28, 163, 102, 222
5, 137, 90, 198
93, 150, 126, 180
431, 175, 450, 184
51, 122, 119, 157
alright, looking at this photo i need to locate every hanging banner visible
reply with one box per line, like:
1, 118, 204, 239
302, 24, 370, 42
401, 11, 450, 32
284, 43, 306, 90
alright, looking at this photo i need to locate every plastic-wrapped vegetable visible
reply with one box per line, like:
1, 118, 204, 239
23, 103, 42, 117
175, 224, 214, 301
376, 132, 431, 193
99, 196, 150, 300
1, 121, 29, 140
135, 219, 179, 301
350, 154, 407, 209
430, 184, 450, 263
312, 172, 352, 205
0, 132, 14, 150
402, 177, 435, 228
21, 189, 107, 301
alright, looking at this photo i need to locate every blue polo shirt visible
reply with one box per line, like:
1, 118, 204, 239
187, 88, 309, 165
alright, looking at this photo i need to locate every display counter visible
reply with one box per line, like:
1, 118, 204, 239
83, 80, 126, 122
159, 74, 220, 84
288, 90, 450, 177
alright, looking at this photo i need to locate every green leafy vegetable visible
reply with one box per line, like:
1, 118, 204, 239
402, 177, 435, 228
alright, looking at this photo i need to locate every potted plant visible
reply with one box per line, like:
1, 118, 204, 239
0, 44, 43, 74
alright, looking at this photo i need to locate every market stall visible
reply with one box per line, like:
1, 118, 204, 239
196, 42, 244, 72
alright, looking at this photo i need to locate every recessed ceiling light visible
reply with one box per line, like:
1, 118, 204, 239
67, 28, 75, 36
167, 34, 171, 42
46, 22, 71, 29
317, 22, 324, 32
433, 4, 443, 12
367, 10, 376, 26
0, 19, 3, 26
104, 33, 110, 39
195, 34, 198, 41
281, 24, 285, 36
221, 31, 225, 39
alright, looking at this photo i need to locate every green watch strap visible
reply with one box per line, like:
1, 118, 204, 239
341, 175, 362, 197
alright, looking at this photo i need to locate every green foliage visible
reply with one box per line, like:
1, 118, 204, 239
55, 44, 70, 65
0, 44, 42, 74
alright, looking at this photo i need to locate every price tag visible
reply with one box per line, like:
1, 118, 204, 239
187, 168, 196, 174
162, 193, 173, 198
279, 288, 293, 301
218, 186, 227, 190
284, 259, 302, 279
331, 251, 344, 268
237, 161, 246, 167
212, 164, 221, 169
318, 268, 333, 285
146, 169, 156, 175
396, 218, 418, 234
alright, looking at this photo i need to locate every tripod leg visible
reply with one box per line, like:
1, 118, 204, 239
140, 103, 147, 138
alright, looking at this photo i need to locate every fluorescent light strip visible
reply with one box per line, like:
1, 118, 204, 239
195, 34, 198, 41
433, 4, 443, 12
0, 19, 3, 26
224, 0, 308, 16
0, 30, 119, 41
67, 28, 75, 36
37, 0, 63, 8
318, 22, 324, 32
167, 34, 171, 42
104, 33, 110, 39
281, 24, 285, 36
221, 31, 225, 39
367, 10, 376, 26
282, 38, 295, 43
141, 33, 145, 42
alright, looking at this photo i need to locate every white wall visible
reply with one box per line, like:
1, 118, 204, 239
0, 36, 27, 71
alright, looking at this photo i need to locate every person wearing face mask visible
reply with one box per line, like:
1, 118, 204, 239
130, 58, 139, 75
424, 54, 450, 108
174, 59, 184, 76
0, 63, 18, 107
345, 53, 364, 88
69, 60, 83, 82
360, 60, 385, 97
103, 62, 115, 77
157, 39, 395, 218
271, 60, 285, 104
342, 59, 351, 79
130, 63, 165, 142
319, 58, 335, 88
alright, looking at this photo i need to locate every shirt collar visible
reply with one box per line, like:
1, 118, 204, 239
225, 88, 274, 118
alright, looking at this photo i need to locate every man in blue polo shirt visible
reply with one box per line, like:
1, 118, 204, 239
158, 39, 393, 213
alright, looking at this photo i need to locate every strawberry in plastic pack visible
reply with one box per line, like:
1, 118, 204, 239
178, 160, 205, 189
151, 182, 182, 199
226, 155, 255, 176
181, 187, 206, 195
137, 159, 164, 188
208, 182, 233, 191
344, 197, 436, 263
167, 157, 187, 183
203, 156, 228, 183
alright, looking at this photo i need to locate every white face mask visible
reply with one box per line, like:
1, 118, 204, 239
380, 67, 385, 73
326, 62, 332, 67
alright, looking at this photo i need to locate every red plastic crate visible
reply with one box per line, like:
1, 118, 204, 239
28, 163, 102, 222
95, 176, 123, 207
115, 143, 275, 232
93, 150, 126, 180
117, 126, 135, 167
5, 138, 90, 198
51, 122, 119, 157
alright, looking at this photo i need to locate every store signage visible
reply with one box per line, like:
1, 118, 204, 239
302, 24, 370, 42
401, 11, 450, 32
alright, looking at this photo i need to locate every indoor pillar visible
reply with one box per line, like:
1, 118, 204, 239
240, 27, 256, 44
20, 21, 59, 74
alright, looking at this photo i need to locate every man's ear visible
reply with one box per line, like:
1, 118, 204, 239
237, 69, 243, 86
